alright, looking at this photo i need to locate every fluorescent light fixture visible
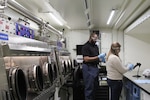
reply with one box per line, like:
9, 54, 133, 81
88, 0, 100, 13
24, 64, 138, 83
107, 9, 115, 25
49, 13, 63, 26
124, 8, 150, 33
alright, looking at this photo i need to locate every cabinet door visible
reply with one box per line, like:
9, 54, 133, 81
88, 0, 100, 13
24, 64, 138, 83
141, 90, 150, 100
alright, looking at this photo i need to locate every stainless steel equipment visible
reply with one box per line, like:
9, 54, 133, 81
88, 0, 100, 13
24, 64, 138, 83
52, 48, 74, 100
5, 56, 44, 93
41, 55, 58, 88
0, 34, 73, 100
41, 62, 53, 88
68, 59, 73, 73
0, 44, 11, 100
0, 34, 58, 100
28, 65, 43, 92
61, 60, 67, 76
6, 67, 27, 100
54, 48, 73, 86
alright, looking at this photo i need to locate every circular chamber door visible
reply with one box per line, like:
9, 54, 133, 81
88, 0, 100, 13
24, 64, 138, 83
28, 65, 43, 92
7, 67, 27, 100
65, 60, 69, 74
68, 59, 72, 73
42, 63, 54, 87
52, 63, 58, 80
62, 60, 67, 75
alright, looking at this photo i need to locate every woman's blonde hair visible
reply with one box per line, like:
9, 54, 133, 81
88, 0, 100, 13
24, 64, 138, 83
106, 42, 121, 61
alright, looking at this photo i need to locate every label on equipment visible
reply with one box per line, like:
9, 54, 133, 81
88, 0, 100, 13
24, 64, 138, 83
0, 33, 8, 40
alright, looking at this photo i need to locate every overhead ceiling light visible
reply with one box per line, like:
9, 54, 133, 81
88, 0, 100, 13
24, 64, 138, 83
49, 13, 63, 26
107, 9, 115, 25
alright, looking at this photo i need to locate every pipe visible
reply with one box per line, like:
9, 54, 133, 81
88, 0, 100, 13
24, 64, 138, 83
7, 0, 62, 36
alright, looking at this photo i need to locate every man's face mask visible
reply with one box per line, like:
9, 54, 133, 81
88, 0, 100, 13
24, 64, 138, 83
95, 41, 99, 46
91, 36, 98, 44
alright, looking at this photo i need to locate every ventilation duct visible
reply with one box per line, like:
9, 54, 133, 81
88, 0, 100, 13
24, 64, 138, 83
82, 0, 94, 29
84, 0, 88, 9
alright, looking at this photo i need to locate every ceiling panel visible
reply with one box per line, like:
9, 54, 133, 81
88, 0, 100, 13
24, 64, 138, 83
127, 18, 150, 35
92, 0, 125, 29
125, 8, 150, 43
48, 0, 88, 29
8, 0, 150, 33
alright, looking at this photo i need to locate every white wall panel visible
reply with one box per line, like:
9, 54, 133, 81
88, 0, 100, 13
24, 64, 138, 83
124, 35, 150, 71
101, 32, 112, 54
65, 30, 90, 59
101, 30, 124, 62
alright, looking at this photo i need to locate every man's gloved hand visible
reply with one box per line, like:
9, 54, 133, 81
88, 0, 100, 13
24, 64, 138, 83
127, 63, 134, 71
98, 53, 106, 63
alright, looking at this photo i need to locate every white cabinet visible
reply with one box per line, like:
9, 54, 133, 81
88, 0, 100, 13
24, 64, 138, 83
141, 90, 150, 100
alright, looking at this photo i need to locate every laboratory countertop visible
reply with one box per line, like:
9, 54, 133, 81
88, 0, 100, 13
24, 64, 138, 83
123, 71, 150, 95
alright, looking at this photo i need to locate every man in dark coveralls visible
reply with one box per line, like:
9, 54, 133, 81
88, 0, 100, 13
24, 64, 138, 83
82, 32, 106, 100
